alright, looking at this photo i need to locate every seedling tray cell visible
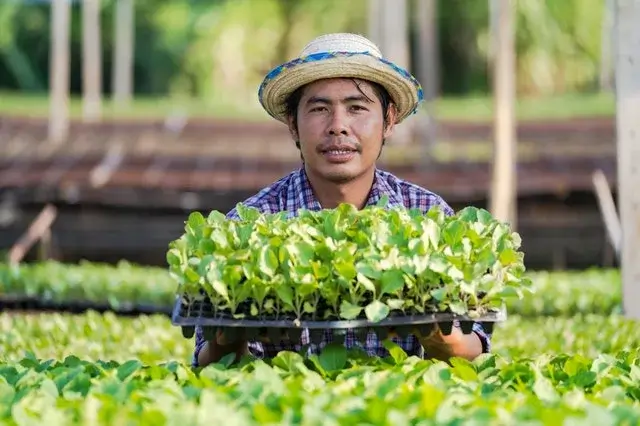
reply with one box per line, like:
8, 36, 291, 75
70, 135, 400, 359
172, 295, 507, 345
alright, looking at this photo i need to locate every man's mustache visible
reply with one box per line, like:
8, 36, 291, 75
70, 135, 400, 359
316, 139, 362, 153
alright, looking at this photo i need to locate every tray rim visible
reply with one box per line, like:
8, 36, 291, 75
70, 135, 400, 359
170, 295, 507, 329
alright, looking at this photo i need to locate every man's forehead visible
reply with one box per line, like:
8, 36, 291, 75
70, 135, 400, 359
300, 78, 378, 101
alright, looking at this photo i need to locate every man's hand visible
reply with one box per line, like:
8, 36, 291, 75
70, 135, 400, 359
197, 329, 248, 368
412, 324, 484, 362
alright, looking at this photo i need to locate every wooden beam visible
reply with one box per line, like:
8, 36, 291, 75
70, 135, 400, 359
489, 0, 517, 229
82, 0, 102, 122
8, 204, 58, 265
48, 0, 71, 145
615, 0, 640, 320
90, 140, 125, 188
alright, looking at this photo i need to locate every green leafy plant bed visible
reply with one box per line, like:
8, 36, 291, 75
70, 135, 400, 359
167, 201, 531, 333
0, 259, 176, 310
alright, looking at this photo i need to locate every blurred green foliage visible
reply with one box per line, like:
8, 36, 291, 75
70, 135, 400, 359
0, 0, 606, 103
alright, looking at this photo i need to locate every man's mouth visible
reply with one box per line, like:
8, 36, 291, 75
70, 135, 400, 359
320, 146, 358, 163
323, 148, 357, 155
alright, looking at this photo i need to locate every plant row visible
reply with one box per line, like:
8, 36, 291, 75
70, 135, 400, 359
167, 202, 531, 322
0, 259, 176, 310
1, 344, 639, 425
3, 311, 640, 364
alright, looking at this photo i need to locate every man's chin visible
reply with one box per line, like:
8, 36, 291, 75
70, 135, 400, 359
318, 169, 362, 184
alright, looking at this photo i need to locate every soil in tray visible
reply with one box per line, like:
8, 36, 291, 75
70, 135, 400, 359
176, 295, 498, 324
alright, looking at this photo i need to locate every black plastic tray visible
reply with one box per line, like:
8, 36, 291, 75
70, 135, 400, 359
171, 294, 507, 344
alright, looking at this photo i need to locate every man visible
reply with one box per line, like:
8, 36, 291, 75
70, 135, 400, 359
193, 33, 491, 368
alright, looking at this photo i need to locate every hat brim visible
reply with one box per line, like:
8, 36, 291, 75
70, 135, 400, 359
258, 51, 424, 125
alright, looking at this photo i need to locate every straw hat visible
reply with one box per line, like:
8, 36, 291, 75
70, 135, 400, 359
258, 33, 424, 125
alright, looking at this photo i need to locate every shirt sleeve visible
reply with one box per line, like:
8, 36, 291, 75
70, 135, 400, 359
192, 326, 206, 368
472, 322, 492, 353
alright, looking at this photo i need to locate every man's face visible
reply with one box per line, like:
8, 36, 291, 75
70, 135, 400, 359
288, 78, 396, 183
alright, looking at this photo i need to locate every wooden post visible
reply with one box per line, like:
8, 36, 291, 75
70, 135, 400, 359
592, 169, 621, 257
377, 0, 412, 145
48, 0, 71, 145
367, 0, 382, 46
379, 0, 409, 70
600, 0, 615, 92
413, 0, 438, 161
489, 0, 517, 229
82, 0, 102, 121
615, 0, 640, 320
112, 0, 134, 106
414, 0, 438, 102
8, 204, 58, 265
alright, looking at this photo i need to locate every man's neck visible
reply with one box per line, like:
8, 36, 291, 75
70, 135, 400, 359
304, 166, 376, 210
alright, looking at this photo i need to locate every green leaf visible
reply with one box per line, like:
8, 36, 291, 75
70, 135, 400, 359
318, 343, 347, 372
356, 262, 382, 280
356, 273, 376, 293
258, 246, 279, 278
334, 261, 357, 281
271, 352, 306, 373
477, 208, 494, 225
198, 238, 215, 254
427, 253, 449, 274
386, 298, 404, 310
275, 284, 293, 307
375, 194, 390, 207
448, 301, 467, 315
339, 301, 363, 319
450, 357, 478, 381
235, 203, 261, 222
166, 249, 181, 267
380, 269, 405, 295
443, 220, 466, 246
116, 360, 142, 381
365, 300, 390, 322
382, 340, 408, 364
422, 218, 441, 249
499, 248, 519, 265
532, 368, 559, 403
187, 211, 206, 230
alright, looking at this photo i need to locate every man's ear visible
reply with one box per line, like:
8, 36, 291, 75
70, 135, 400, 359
383, 104, 398, 139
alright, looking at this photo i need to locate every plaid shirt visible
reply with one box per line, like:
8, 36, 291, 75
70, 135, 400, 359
192, 167, 492, 366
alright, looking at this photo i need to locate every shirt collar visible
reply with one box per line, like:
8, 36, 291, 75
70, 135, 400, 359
291, 167, 404, 211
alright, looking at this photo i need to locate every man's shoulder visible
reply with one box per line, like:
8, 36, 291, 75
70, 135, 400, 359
225, 171, 297, 219
377, 169, 454, 215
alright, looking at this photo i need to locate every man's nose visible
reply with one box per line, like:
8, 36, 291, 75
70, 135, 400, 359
328, 109, 349, 135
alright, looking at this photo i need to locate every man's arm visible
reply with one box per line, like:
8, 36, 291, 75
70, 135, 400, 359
419, 199, 492, 361
193, 326, 248, 368
418, 322, 491, 362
